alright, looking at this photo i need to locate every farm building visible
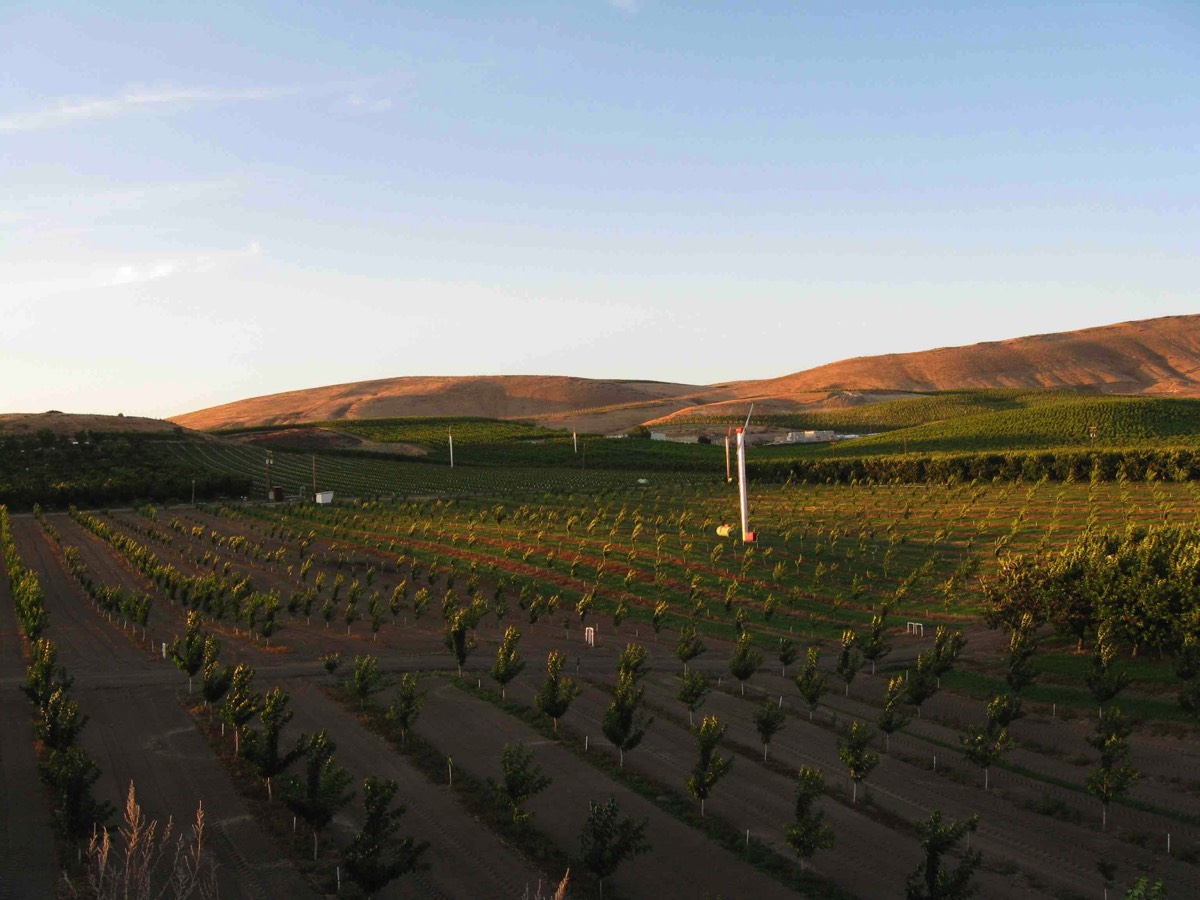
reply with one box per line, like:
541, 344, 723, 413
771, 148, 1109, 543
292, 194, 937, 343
786, 430, 835, 443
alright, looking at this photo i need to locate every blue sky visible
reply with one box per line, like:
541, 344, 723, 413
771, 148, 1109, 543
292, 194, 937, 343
2, 2, 1197, 417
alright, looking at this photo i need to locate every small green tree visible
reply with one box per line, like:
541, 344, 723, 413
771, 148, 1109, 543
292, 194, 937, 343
877, 675, 912, 752
837, 721, 880, 804
905, 810, 981, 900
534, 650, 580, 732
386, 673, 427, 744
676, 624, 705, 674
687, 714, 733, 816
906, 653, 940, 718
602, 672, 653, 769
753, 697, 786, 761
651, 601, 669, 641
491, 626, 525, 700
930, 627, 966, 689
282, 729, 355, 860
489, 742, 552, 824
677, 670, 709, 726
220, 663, 261, 756
728, 631, 763, 696
39, 746, 114, 840
1086, 707, 1140, 830
33, 687, 88, 751
199, 635, 232, 712
444, 607, 477, 677
244, 687, 304, 800
343, 777, 429, 898
778, 637, 798, 678
320, 652, 342, 678
168, 611, 204, 694
1087, 629, 1129, 717
1004, 613, 1039, 695
836, 629, 862, 697
785, 766, 835, 869
958, 723, 1011, 791
348, 654, 387, 709
860, 607, 893, 675
793, 647, 829, 721
580, 795, 650, 899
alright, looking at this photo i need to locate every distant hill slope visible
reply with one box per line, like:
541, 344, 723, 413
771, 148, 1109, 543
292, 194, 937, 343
0, 411, 192, 437
172, 315, 1200, 432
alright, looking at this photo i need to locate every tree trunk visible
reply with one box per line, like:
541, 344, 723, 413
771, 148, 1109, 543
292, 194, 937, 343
852, 781, 858, 803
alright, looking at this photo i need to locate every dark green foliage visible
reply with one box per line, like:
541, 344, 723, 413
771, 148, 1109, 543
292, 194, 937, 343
220, 663, 260, 756
282, 730, 355, 857
243, 687, 304, 800
785, 766, 835, 868
488, 742, 552, 824
793, 647, 829, 720
386, 673, 427, 744
534, 651, 580, 731
753, 698, 786, 761
348, 654, 388, 708
905, 810, 982, 900
342, 777, 429, 897
677, 670, 710, 726
579, 795, 650, 892
676, 623, 706, 673
687, 714, 733, 816
33, 687, 88, 751
39, 746, 114, 840
728, 631, 763, 696
491, 626, 525, 700
837, 721, 879, 804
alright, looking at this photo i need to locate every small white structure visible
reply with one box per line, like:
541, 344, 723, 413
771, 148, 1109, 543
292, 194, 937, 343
315, 491, 334, 505
650, 432, 668, 441
787, 430, 835, 443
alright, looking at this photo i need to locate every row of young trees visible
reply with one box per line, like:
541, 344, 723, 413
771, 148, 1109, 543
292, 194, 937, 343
164, 615, 428, 896
2, 508, 115, 848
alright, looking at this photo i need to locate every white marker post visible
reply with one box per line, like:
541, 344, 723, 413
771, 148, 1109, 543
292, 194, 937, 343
448, 427, 454, 469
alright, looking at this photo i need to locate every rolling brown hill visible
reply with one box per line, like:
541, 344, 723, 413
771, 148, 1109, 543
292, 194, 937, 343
172, 314, 1200, 433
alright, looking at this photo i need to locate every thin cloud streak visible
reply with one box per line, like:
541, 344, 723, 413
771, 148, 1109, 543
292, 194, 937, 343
0, 85, 294, 133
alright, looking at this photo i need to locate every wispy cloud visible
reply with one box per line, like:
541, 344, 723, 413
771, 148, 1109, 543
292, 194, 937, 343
0, 86, 292, 133
346, 93, 393, 114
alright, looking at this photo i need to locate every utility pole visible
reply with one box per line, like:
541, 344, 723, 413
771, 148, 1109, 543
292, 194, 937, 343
448, 426, 454, 468
312, 455, 317, 497
265, 451, 273, 500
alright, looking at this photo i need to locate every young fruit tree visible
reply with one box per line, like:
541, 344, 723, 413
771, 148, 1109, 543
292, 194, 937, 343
282, 729, 355, 860
491, 626, 525, 700
386, 673, 427, 745
444, 607, 477, 677
904, 810, 981, 900
837, 721, 880, 804
579, 795, 650, 900
168, 612, 205, 694
860, 607, 893, 675
219, 663, 261, 757
877, 675, 912, 752
488, 741, 553, 824
753, 697, 786, 761
534, 650, 581, 732
199, 635, 232, 713
793, 647, 829, 721
348, 654, 388, 709
1085, 707, 1140, 830
905, 653, 940, 718
343, 776, 429, 898
602, 671, 653, 769
835, 629, 862, 697
930, 627, 966, 689
1086, 629, 1129, 718
728, 631, 763, 696
958, 722, 1011, 791
785, 766, 835, 870
778, 637, 798, 678
243, 687, 304, 801
677, 671, 709, 726
687, 714, 733, 817
676, 624, 706, 675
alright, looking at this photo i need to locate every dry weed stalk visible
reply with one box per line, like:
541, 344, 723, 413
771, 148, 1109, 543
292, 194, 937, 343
67, 782, 217, 900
